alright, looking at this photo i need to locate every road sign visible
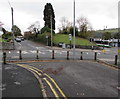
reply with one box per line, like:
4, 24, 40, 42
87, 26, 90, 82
69, 34, 72, 41
118, 39, 120, 53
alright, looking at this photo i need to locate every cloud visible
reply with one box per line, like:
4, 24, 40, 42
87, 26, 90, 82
0, 0, 119, 32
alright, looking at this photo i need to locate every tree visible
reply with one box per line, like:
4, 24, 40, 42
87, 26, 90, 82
102, 32, 112, 40
41, 26, 51, 34
76, 16, 92, 32
76, 16, 92, 38
58, 17, 72, 34
28, 21, 40, 37
43, 3, 55, 30
68, 26, 78, 36
114, 32, 120, 39
2, 28, 6, 34
12, 25, 21, 37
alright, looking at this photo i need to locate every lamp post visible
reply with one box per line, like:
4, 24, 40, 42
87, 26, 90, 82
8, 1, 15, 48
73, 0, 76, 59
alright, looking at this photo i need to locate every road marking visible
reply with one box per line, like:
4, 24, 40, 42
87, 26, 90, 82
98, 58, 114, 61
22, 51, 28, 54
43, 78, 59, 99
118, 49, 120, 53
16, 64, 47, 98
44, 73, 67, 99
29, 50, 36, 53
16, 64, 66, 98
22, 64, 66, 98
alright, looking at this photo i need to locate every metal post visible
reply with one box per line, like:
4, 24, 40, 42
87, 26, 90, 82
67, 51, 69, 60
115, 55, 118, 65
11, 7, 15, 49
3, 52, 6, 64
94, 52, 97, 61
52, 50, 54, 59
19, 50, 22, 60
73, 0, 76, 59
80, 52, 83, 60
70, 41, 71, 49
36, 50, 39, 59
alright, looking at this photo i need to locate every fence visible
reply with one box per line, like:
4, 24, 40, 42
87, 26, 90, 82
2, 49, 119, 68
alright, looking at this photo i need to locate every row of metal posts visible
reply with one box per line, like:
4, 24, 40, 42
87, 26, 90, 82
2, 50, 118, 65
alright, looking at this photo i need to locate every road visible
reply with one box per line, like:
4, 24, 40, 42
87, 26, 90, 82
1, 40, 119, 98
2, 60, 119, 98
4, 40, 119, 66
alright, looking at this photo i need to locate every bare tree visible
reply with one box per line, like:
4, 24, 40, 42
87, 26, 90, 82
28, 21, 40, 34
76, 16, 92, 32
58, 17, 72, 33
28, 21, 40, 37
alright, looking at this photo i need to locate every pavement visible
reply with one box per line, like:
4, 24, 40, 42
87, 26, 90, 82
2, 63, 42, 98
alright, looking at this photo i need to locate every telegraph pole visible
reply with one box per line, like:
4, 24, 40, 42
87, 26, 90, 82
51, 15, 53, 47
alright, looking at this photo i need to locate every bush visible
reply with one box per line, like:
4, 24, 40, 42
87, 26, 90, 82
41, 26, 55, 34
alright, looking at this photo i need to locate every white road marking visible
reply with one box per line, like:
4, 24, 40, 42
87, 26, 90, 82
99, 58, 114, 61
62, 51, 67, 53
22, 51, 28, 54
41, 52, 45, 54
29, 50, 36, 53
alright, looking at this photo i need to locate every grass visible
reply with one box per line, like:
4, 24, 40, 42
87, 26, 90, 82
97, 28, 118, 33
0, 38, 7, 42
53, 34, 96, 46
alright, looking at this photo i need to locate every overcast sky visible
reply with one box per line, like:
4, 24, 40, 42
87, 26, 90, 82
0, 0, 119, 33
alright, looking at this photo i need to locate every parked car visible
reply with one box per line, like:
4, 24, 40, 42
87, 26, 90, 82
21, 37, 24, 41
58, 42, 64, 47
15, 37, 21, 42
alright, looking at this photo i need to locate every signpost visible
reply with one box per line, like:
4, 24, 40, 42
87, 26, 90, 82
46, 35, 48, 46
69, 34, 72, 49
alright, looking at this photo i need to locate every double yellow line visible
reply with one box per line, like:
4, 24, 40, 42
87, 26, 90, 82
17, 64, 67, 99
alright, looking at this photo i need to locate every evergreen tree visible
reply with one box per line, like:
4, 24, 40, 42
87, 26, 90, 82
43, 3, 55, 30
2, 28, 6, 34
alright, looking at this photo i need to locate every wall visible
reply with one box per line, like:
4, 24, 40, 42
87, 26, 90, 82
0, 42, 15, 50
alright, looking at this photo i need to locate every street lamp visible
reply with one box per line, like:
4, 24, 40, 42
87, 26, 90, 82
8, 1, 15, 48
73, 0, 76, 59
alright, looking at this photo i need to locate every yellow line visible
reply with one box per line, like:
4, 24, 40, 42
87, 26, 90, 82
28, 65, 67, 98
44, 73, 67, 99
17, 64, 62, 98
43, 78, 59, 99
17, 64, 47, 98
31, 66, 67, 98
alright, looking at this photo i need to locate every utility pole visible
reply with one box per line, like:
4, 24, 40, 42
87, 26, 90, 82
51, 15, 53, 47
73, 0, 76, 59
8, 0, 15, 48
